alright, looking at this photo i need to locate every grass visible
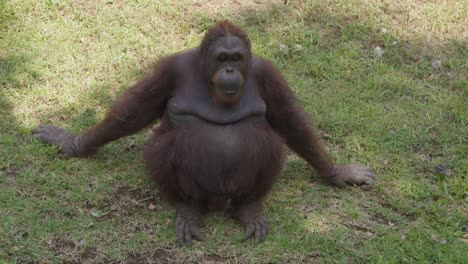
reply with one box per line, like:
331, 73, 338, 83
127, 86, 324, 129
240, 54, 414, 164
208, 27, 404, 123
1, 0, 467, 263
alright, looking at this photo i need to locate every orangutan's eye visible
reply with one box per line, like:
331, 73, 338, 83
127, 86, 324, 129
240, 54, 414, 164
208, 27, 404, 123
232, 53, 242, 61
218, 53, 227, 62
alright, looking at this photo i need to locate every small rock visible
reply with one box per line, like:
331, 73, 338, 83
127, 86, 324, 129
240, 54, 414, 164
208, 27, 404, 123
432, 59, 442, 69
294, 44, 303, 51
374, 46, 384, 57
461, 233, 468, 243
279, 43, 289, 54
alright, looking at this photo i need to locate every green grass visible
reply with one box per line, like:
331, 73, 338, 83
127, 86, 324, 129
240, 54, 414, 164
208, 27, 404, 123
1, 0, 467, 263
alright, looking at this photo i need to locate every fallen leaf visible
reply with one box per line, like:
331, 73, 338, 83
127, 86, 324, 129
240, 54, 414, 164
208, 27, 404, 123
298, 205, 316, 215
137, 178, 143, 183
435, 164, 451, 176
12, 246, 20, 251
431, 235, 447, 244
89, 210, 103, 218
89, 209, 113, 218
294, 44, 303, 51
148, 203, 156, 210
461, 233, 468, 243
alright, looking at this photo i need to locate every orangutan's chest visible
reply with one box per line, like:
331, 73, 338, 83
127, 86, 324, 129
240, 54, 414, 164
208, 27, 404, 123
167, 79, 266, 125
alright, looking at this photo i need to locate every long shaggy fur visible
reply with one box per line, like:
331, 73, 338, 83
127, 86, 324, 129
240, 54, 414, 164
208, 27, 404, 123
144, 118, 284, 208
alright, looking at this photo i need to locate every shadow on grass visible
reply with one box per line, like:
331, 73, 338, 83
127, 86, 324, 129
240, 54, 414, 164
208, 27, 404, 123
0, 56, 23, 135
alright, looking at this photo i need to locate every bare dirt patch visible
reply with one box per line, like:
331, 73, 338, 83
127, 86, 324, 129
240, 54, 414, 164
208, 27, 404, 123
125, 248, 236, 264
112, 185, 160, 215
1, 166, 18, 181
126, 248, 174, 264
370, 212, 396, 227
378, 201, 417, 221
47, 237, 99, 264
341, 221, 374, 235
184, 0, 279, 16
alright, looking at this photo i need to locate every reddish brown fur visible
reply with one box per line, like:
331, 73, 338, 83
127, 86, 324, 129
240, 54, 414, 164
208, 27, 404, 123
63, 21, 335, 209
200, 20, 251, 59
254, 59, 335, 176
144, 118, 284, 207
33, 21, 376, 244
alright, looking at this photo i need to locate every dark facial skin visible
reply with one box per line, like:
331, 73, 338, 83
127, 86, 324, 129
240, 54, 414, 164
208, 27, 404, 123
203, 35, 250, 106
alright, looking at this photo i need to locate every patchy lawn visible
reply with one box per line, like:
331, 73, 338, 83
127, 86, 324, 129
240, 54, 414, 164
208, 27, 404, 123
1, 0, 466, 263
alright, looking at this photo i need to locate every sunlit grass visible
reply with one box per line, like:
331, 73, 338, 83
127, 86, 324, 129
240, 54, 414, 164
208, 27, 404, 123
1, 0, 466, 262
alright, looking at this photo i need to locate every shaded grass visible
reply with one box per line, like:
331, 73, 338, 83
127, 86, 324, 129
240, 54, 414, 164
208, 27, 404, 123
1, 0, 467, 263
